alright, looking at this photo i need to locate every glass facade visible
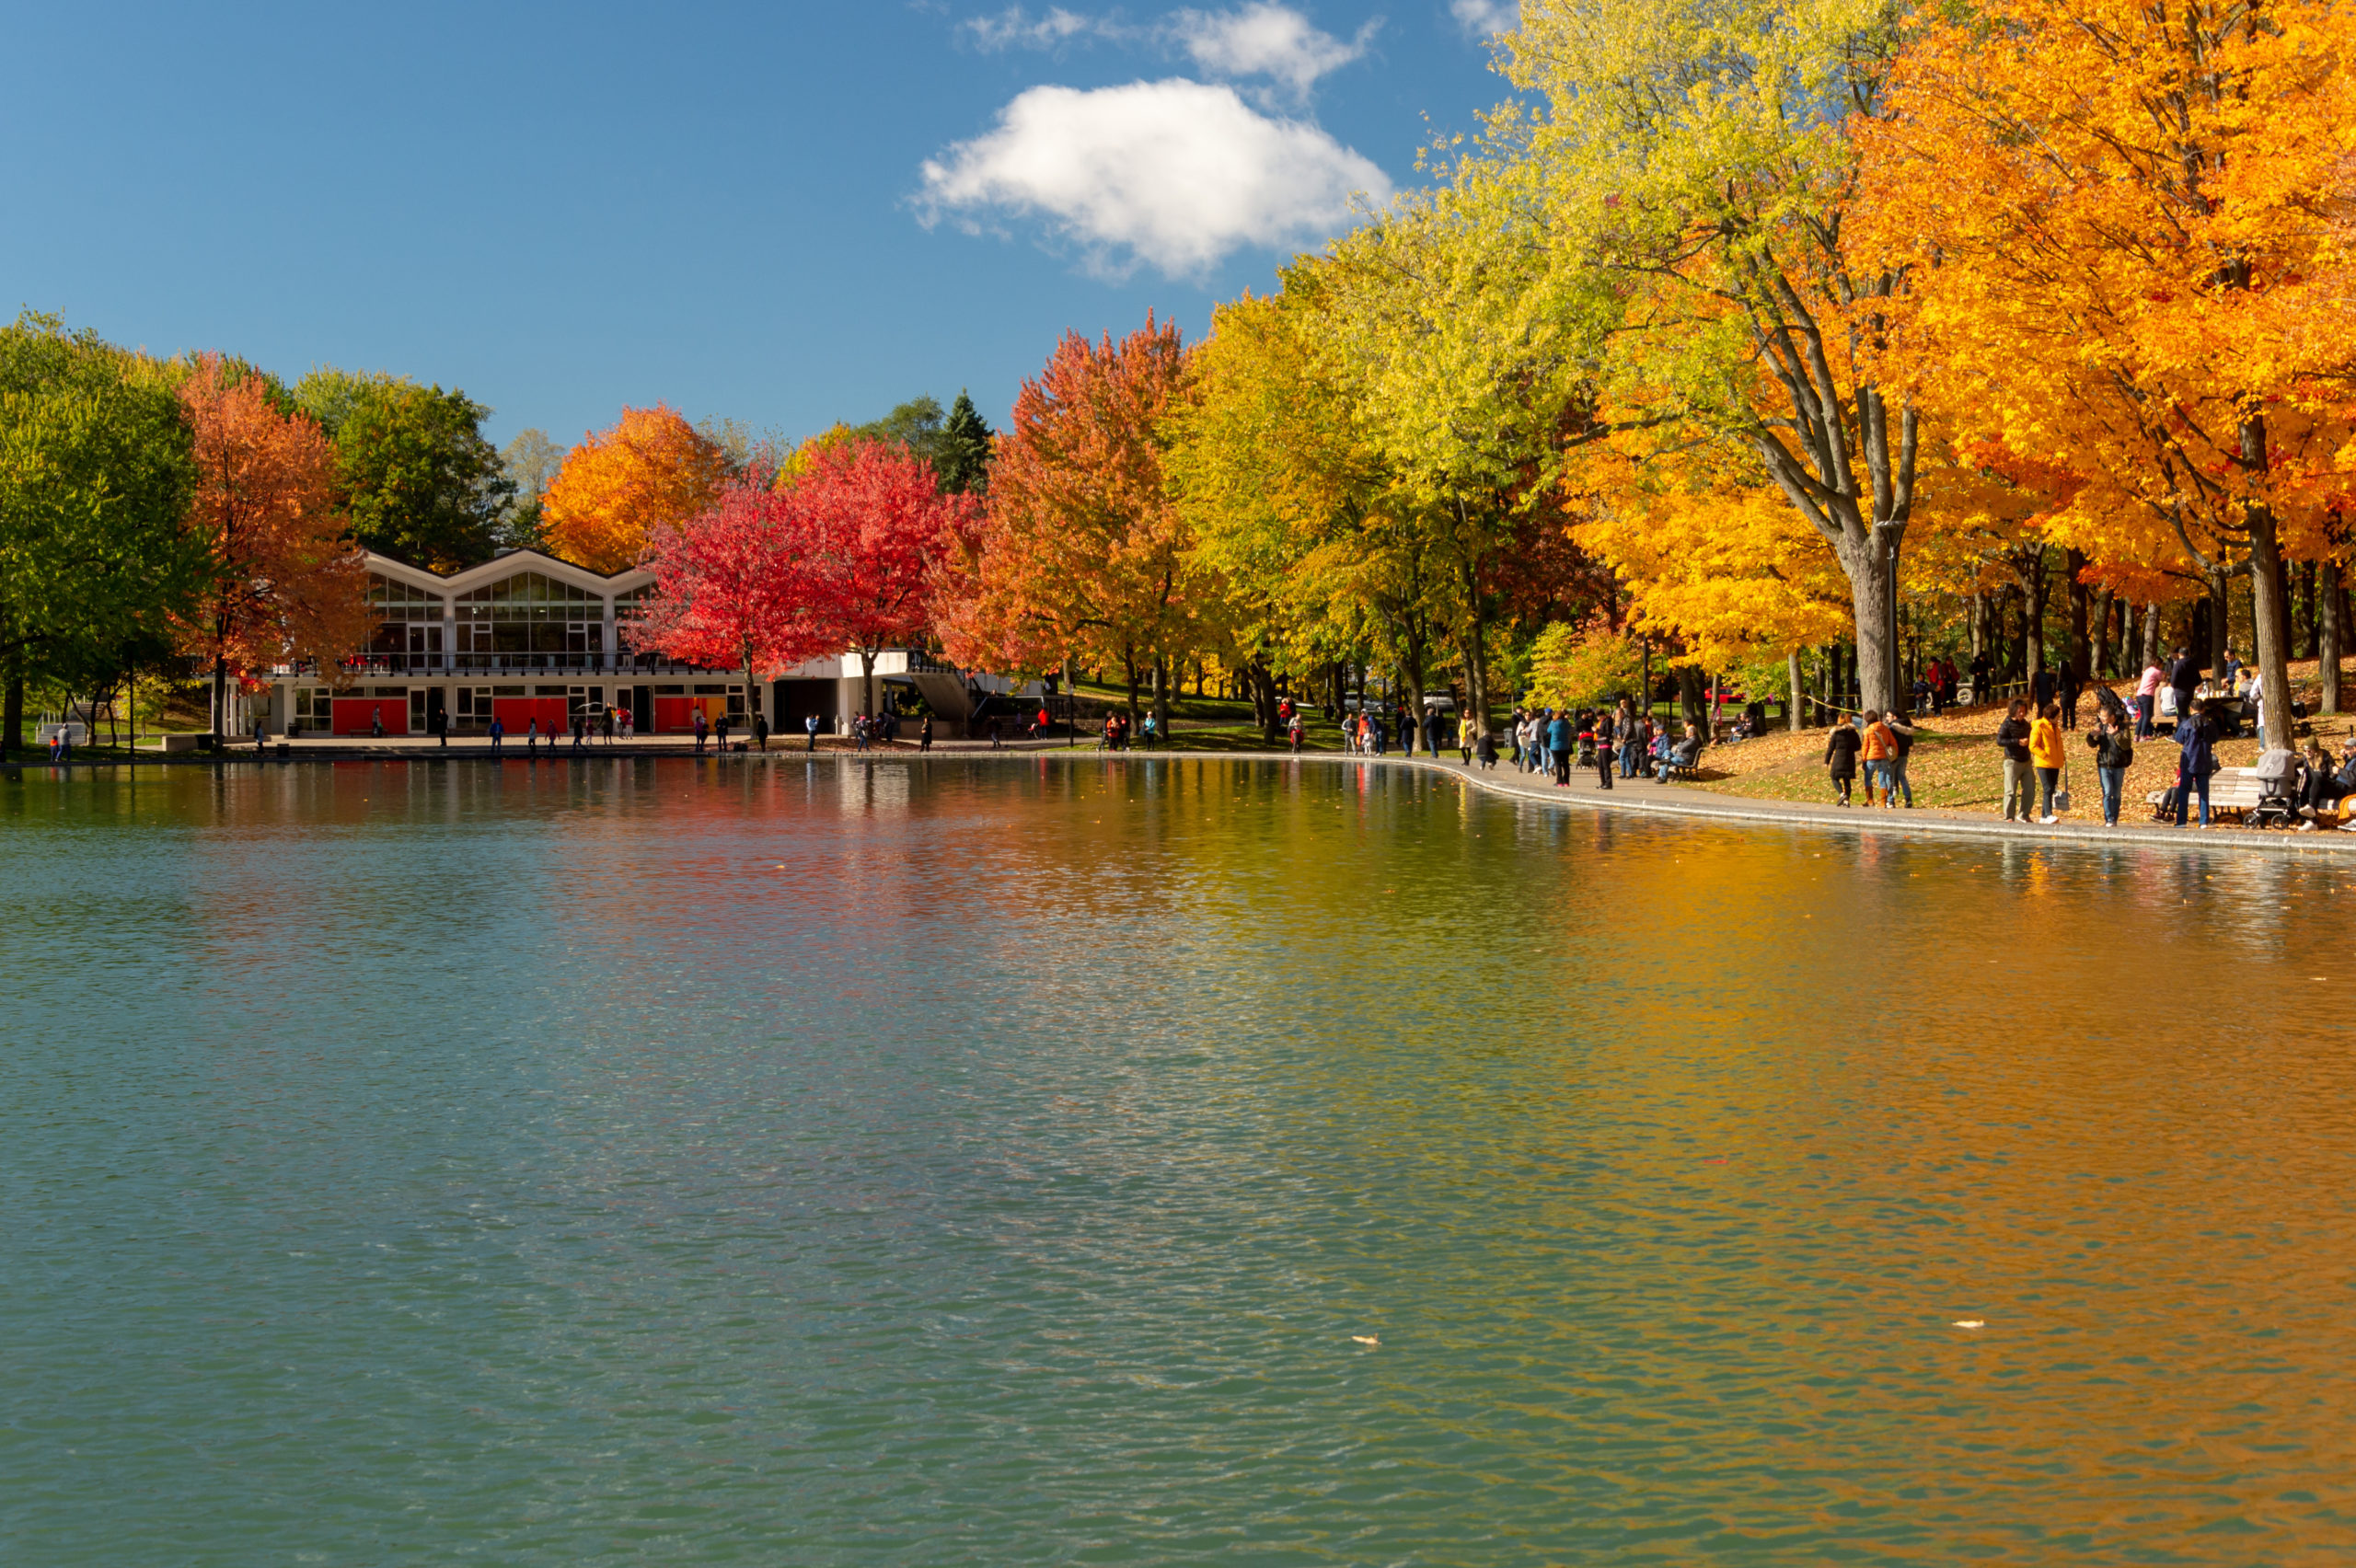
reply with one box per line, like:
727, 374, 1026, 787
455, 572, 606, 670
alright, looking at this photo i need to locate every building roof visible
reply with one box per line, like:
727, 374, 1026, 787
365, 548, 654, 599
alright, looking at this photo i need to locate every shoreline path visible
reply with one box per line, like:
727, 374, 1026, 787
27, 733, 2356, 859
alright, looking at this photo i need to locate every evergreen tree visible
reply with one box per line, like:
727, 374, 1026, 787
938, 390, 995, 496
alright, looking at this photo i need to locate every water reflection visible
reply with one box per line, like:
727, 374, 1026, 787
2, 757, 2352, 1565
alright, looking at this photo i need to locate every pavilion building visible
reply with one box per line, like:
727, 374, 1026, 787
261, 549, 1008, 739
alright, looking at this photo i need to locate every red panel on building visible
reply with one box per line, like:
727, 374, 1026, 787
331, 698, 408, 737
491, 698, 570, 737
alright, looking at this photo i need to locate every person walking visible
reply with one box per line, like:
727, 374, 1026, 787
1859, 709, 1896, 807
1824, 715, 1862, 804
715, 713, 732, 753
1996, 698, 2034, 821
601, 707, 615, 745
1885, 709, 1917, 808
1457, 712, 1476, 765
572, 712, 586, 753
2059, 657, 2085, 731
618, 705, 634, 741
1617, 698, 1641, 777
490, 715, 504, 753
753, 710, 770, 752
2085, 706, 2134, 824
1288, 714, 1305, 753
2028, 702, 2066, 822
370, 704, 385, 739
2171, 698, 2216, 827
434, 707, 447, 749
525, 716, 539, 755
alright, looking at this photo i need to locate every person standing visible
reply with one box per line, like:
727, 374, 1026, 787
370, 704, 385, 739
1593, 709, 1615, 790
753, 710, 769, 752
601, 707, 615, 745
2135, 655, 2164, 738
692, 709, 709, 755
1457, 711, 1476, 766
1824, 715, 1861, 804
806, 713, 821, 751
1546, 709, 1573, 786
490, 715, 504, 753
2028, 702, 2066, 822
2167, 645, 2201, 719
2085, 707, 2134, 824
2058, 657, 2084, 731
1996, 698, 2034, 820
2172, 698, 2216, 827
525, 716, 539, 754
618, 705, 634, 741
918, 715, 934, 753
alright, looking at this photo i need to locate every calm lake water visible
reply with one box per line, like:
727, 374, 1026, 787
6, 756, 2355, 1565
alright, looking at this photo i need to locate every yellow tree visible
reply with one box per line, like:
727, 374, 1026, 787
1502, 0, 1928, 715
1849, 0, 2356, 741
541, 406, 729, 573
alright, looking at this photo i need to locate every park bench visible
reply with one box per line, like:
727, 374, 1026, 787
2145, 766, 2266, 820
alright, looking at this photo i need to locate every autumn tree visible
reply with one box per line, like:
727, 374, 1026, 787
632, 458, 829, 707
1850, 0, 2356, 744
497, 428, 564, 552
176, 354, 369, 744
1501, 0, 1926, 716
789, 439, 984, 721
541, 406, 729, 573
937, 316, 1214, 731
0, 314, 204, 757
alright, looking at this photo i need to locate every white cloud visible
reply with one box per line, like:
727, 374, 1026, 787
918, 77, 1392, 278
1449, 0, 1518, 34
963, 6, 1115, 50
1168, 5, 1377, 98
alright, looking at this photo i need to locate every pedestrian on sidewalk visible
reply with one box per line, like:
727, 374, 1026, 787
2136, 656, 2163, 737
1824, 715, 1861, 805
1886, 709, 1917, 807
1547, 709, 1573, 786
754, 711, 770, 752
2085, 707, 2133, 824
693, 709, 709, 755
1859, 709, 1896, 807
525, 717, 538, 754
1997, 699, 2034, 821
807, 713, 821, 751
2029, 702, 2066, 822
490, 716, 504, 753
1457, 712, 1475, 765
2172, 699, 2216, 827
1593, 710, 1615, 790
919, 715, 934, 753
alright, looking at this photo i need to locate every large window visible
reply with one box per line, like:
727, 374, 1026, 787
365, 575, 446, 671
455, 572, 606, 669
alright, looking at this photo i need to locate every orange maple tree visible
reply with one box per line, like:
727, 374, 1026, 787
934, 315, 1213, 724
174, 354, 370, 740
1851, 0, 2356, 740
540, 406, 730, 574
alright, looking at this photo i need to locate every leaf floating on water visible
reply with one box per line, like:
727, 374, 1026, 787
1352, 1335, 1380, 1346
1952, 1320, 1986, 1330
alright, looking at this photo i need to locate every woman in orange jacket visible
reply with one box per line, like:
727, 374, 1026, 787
2027, 703, 2067, 822
1859, 709, 1899, 807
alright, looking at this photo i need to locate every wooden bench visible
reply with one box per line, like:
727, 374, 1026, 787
2145, 766, 2266, 820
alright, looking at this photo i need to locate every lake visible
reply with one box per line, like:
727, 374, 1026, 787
6, 755, 2353, 1564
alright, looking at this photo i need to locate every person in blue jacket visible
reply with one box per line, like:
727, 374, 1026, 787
2172, 698, 2216, 827
1546, 709, 1573, 786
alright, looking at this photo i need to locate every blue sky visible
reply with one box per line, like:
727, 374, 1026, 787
1, 1, 1519, 451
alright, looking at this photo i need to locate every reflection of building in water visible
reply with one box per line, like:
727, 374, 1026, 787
244, 549, 1019, 740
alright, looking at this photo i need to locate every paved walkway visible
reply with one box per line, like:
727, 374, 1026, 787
36, 735, 2353, 857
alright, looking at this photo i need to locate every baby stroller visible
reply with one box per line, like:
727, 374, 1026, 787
2249, 747, 2302, 828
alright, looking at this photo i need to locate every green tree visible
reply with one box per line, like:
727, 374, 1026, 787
294, 368, 514, 571
0, 313, 202, 757
937, 390, 995, 495
497, 427, 564, 553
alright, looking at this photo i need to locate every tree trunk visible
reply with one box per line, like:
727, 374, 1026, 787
2320, 559, 2344, 713
1969, 592, 1986, 666
2065, 548, 2091, 679
1833, 532, 1900, 715
2025, 548, 2049, 674
2206, 569, 2230, 677
1675, 664, 1705, 732
2247, 511, 2294, 750
1787, 648, 1804, 732
1122, 647, 1140, 726
2301, 561, 2319, 660
1152, 655, 1171, 737
2090, 586, 2111, 687
213, 651, 229, 751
